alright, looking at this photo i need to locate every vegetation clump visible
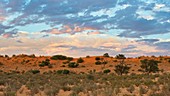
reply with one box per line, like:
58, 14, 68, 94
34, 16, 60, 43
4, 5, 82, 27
140, 59, 160, 73
56, 69, 70, 74
68, 62, 79, 68
39, 59, 51, 67
114, 54, 130, 75
103, 53, 110, 57
103, 69, 111, 74
77, 57, 84, 63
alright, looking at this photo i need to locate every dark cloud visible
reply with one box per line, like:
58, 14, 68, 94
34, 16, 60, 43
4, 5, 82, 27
155, 41, 170, 51
136, 39, 160, 43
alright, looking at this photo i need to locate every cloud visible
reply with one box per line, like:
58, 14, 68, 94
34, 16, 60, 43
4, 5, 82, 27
0, 0, 169, 56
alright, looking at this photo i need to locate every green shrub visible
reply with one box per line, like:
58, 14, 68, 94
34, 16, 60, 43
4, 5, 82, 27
103, 69, 111, 74
51, 55, 67, 60
95, 61, 102, 65
56, 69, 70, 74
103, 53, 109, 57
30, 70, 40, 74
95, 57, 100, 60
68, 62, 79, 68
67, 57, 74, 61
140, 59, 159, 73
86, 55, 90, 58
39, 59, 50, 67
77, 58, 84, 63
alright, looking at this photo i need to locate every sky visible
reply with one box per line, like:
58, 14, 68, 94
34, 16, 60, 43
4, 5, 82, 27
0, 0, 170, 57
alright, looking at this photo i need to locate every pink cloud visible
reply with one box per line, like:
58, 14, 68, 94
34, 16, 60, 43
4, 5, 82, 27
2, 33, 12, 38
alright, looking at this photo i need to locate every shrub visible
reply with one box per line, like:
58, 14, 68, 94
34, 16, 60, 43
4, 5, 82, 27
103, 69, 111, 74
86, 55, 90, 58
29, 54, 36, 58
51, 55, 67, 60
115, 54, 126, 59
168, 59, 170, 63
77, 58, 84, 63
68, 62, 79, 68
30, 70, 40, 74
95, 57, 100, 60
140, 59, 159, 73
103, 53, 109, 57
56, 69, 70, 74
5, 55, 9, 58
114, 64, 130, 75
67, 57, 74, 61
39, 59, 50, 67
95, 61, 102, 65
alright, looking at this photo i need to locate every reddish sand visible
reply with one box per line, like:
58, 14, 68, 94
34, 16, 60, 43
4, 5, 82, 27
0, 55, 170, 74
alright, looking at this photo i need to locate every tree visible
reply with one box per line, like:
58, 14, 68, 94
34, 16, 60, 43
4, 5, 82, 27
140, 59, 159, 74
114, 54, 130, 75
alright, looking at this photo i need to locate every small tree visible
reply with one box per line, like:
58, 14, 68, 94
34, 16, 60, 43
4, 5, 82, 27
114, 54, 130, 75
140, 59, 159, 74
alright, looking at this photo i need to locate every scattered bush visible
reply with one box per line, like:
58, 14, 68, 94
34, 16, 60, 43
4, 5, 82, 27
77, 58, 84, 63
68, 62, 79, 68
103, 69, 111, 74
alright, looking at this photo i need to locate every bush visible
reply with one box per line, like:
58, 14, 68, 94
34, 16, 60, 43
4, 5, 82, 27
114, 64, 130, 75
30, 70, 40, 74
103, 69, 111, 74
77, 58, 84, 63
56, 69, 70, 74
95, 61, 102, 65
103, 53, 109, 57
67, 57, 74, 61
115, 54, 126, 59
51, 55, 67, 60
95, 57, 100, 60
39, 59, 50, 67
68, 62, 79, 68
140, 59, 159, 73
86, 55, 90, 58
